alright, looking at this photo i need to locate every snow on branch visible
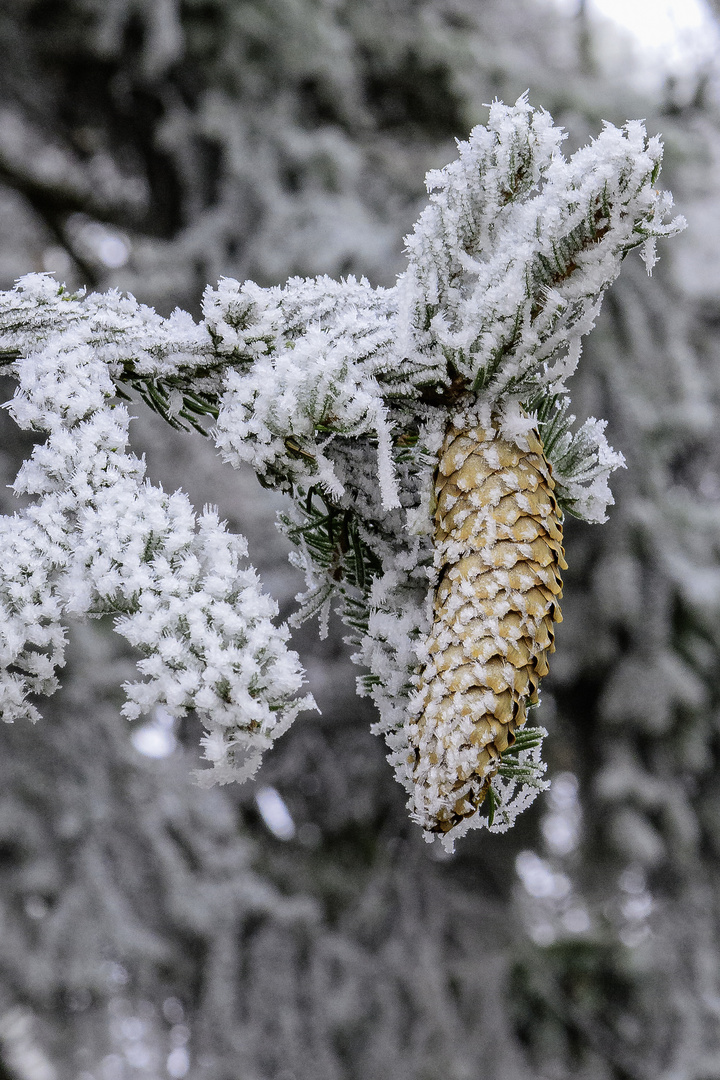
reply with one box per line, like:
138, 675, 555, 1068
0, 275, 312, 783
399, 96, 681, 401
0, 97, 684, 837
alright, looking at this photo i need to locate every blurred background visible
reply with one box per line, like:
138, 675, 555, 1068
0, 1, 720, 1077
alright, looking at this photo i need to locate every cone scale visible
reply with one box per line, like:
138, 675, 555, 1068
409, 418, 566, 834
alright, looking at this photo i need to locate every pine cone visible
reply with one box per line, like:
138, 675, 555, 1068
409, 419, 566, 833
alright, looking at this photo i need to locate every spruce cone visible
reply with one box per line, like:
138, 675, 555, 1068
409, 419, 566, 834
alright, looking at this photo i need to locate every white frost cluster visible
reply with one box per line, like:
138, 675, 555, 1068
214, 325, 399, 510
400, 96, 682, 394
0, 274, 312, 783
0, 271, 214, 379
398, 94, 684, 521
0, 97, 684, 839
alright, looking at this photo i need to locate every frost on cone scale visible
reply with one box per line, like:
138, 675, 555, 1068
409, 417, 566, 834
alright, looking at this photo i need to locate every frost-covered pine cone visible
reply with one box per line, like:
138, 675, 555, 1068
408, 419, 566, 833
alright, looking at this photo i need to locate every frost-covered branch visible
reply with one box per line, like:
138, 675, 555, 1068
0, 287, 312, 781
0, 97, 684, 841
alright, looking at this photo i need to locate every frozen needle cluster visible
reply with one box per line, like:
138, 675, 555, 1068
0, 275, 311, 782
0, 98, 684, 844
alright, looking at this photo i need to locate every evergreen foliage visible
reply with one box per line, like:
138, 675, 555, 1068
0, 98, 682, 846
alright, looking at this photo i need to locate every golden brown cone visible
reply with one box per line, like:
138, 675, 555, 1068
408, 418, 564, 834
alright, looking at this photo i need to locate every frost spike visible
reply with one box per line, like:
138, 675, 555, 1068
408, 419, 565, 834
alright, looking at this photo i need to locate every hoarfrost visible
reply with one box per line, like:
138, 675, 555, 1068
0, 97, 683, 840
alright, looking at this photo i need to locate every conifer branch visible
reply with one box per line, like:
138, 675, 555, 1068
0, 97, 684, 844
